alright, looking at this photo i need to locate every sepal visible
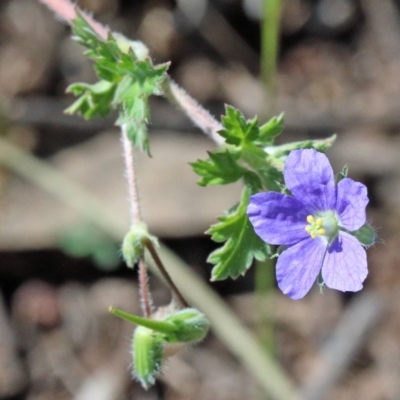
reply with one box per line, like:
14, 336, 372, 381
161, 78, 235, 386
350, 223, 380, 248
122, 223, 158, 268
132, 326, 163, 390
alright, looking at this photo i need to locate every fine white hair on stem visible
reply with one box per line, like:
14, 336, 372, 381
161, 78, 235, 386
120, 124, 142, 226
162, 78, 225, 146
38, 0, 109, 40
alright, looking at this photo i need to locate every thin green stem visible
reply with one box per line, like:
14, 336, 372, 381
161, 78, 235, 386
255, 258, 275, 355
261, 0, 282, 113
259, 2, 282, 380
145, 240, 189, 309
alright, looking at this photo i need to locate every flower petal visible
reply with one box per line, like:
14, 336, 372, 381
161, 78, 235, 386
322, 232, 368, 292
336, 178, 368, 231
247, 192, 309, 245
276, 237, 326, 300
284, 149, 336, 211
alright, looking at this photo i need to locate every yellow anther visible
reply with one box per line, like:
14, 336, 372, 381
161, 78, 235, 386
305, 215, 328, 239
305, 212, 339, 241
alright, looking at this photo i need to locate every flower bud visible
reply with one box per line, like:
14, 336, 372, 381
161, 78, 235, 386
163, 308, 210, 344
110, 305, 210, 390
132, 326, 163, 389
351, 223, 379, 248
121, 223, 158, 268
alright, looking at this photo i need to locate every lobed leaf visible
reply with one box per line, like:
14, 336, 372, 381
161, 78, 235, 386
190, 150, 246, 186
219, 106, 284, 149
219, 105, 260, 147
258, 113, 284, 144
207, 187, 271, 280
67, 13, 169, 155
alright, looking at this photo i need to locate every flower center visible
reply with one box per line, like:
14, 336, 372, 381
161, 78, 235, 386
305, 212, 339, 241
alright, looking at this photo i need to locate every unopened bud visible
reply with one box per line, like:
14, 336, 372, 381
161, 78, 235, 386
110, 305, 210, 390
163, 308, 210, 344
132, 326, 163, 390
122, 223, 158, 268
350, 223, 379, 248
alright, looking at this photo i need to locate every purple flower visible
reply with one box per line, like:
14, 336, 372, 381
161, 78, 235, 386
247, 149, 369, 300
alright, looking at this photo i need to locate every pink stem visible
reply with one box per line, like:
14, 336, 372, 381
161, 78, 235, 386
138, 259, 153, 317
163, 78, 224, 146
121, 125, 142, 225
38, 0, 109, 39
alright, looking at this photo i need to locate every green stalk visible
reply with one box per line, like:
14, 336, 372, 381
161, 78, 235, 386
256, 0, 282, 381
261, 0, 282, 110
255, 258, 275, 355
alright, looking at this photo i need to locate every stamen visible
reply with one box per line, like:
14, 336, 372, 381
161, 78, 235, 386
305, 211, 339, 241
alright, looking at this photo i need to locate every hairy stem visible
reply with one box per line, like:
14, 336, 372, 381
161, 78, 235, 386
120, 126, 153, 315
38, 0, 109, 40
161, 78, 224, 146
121, 124, 142, 225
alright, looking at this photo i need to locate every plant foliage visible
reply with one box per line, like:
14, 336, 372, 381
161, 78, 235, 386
191, 106, 336, 280
65, 13, 168, 155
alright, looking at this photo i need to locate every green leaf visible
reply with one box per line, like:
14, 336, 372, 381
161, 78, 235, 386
242, 171, 263, 193
219, 106, 284, 150
190, 150, 246, 186
256, 165, 284, 192
208, 187, 271, 280
266, 134, 337, 158
65, 80, 115, 119
67, 13, 169, 155
219, 105, 260, 147
258, 113, 284, 144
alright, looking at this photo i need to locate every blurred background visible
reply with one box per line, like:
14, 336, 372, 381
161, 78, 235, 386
0, 0, 400, 399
